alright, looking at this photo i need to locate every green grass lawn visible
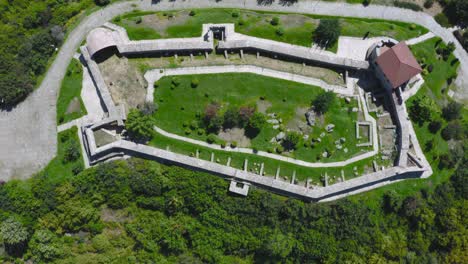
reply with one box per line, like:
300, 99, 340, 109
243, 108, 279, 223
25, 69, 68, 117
57, 58, 87, 124
153, 73, 369, 163
409, 37, 459, 102
149, 130, 375, 183
115, 9, 427, 50
39, 127, 85, 185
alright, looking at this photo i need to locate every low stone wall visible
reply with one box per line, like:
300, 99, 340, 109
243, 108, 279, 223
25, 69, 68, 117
85, 137, 425, 202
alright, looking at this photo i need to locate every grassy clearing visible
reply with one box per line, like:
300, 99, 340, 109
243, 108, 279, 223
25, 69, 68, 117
115, 8, 427, 50
125, 25, 161, 40
57, 58, 87, 124
39, 127, 84, 185
409, 37, 459, 101
153, 73, 368, 162
149, 130, 375, 183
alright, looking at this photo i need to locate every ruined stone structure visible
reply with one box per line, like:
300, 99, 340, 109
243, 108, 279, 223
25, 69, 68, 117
75, 23, 432, 202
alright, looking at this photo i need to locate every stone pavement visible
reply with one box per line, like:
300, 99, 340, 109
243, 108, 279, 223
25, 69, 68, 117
2, 0, 461, 181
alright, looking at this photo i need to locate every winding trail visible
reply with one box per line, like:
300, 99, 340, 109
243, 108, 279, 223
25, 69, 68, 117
1, 0, 466, 181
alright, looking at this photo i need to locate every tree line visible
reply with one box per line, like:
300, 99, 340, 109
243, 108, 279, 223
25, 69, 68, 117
0, 153, 466, 262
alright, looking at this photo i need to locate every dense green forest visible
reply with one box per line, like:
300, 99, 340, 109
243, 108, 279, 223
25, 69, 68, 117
0, 0, 97, 108
0, 151, 466, 262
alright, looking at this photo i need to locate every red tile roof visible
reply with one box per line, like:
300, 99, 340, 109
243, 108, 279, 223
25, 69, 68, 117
375, 42, 422, 89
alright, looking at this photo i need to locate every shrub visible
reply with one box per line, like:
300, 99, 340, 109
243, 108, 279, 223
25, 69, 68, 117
182, 121, 189, 128
207, 134, 217, 144
434, 13, 452, 27
197, 128, 204, 135
409, 24, 417, 30
276, 28, 285, 37
94, 0, 110, 6
238, 19, 246, 26
425, 141, 433, 152
231, 141, 238, 148
393, 1, 423, 11
220, 142, 226, 148
312, 91, 336, 114
171, 77, 181, 87
427, 64, 434, 73
203, 102, 223, 132
64, 139, 80, 163
314, 19, 341, 48
276, 145, 284, 154
362, 0, 372, 6
247, 112, 266, 132
282, 132, 301, 150
135, 17, 142, 24
271, 17, 280, 26
428, 120, 442, 133
72, 163, 84, 175
190, 120, 199, 130
232, 11, 239, 18
267, 147, 274, 153
126, 109, 154, 141
223, 106, 240, 128
184, 128, 191, 135
191, 78, 199, 88
442, 101, 462, 121
441, 121, 463, 141
238, 105, 256, 126
189, 10, 196, 16
408, 98, 431, 126
424, 0, 434, 8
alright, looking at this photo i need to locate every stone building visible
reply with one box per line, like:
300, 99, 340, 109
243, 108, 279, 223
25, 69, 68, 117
367, 41, 422, 92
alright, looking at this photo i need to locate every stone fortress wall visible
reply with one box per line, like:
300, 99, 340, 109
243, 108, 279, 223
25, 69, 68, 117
78, 23, 432, 201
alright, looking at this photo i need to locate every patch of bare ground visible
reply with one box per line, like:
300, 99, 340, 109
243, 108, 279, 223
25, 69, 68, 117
218, 128, 251, 147
98, 54, 147, 111
278, 14, 316, 29
132, 53, 344, 85
257, 100, 272, 113
94, 129, 117, 148
66, 97, 81, 114
141, 10, 191, 37
101, 208, 133, 223
286, 107, 312, 134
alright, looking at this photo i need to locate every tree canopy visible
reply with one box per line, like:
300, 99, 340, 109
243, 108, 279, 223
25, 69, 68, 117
313, 19, 341, 48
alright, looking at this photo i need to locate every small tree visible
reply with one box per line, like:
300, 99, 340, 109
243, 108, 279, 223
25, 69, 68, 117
63, 139, 80, 163
408, 98, 431, 126
247, 112, 266, 133
223, 106, 240, 128
94, 0, 110, 6
0, 217, 29, 257
442, 101, 462, 121
238, 105, 256, 126
282, 132, 301, 150
441, 121, 464, 141
314, 19, 341, 48
126, 109, 154, 141
191, 78, 199, 88
271, 17, 280, 26
27, 229, 64, 262
428, 120, 442, 134
312, 91, 336, 115
203, 103, 223, 132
